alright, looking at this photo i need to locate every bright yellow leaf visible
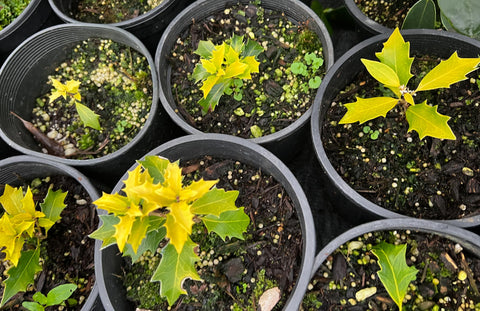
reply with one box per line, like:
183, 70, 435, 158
339, 97, 399, 124
200, 59, 218, 74
165, 201, 195, 253
225, 45, 240, 64
0, 184, 24, 215
242, 56, 260, 73
0, 215, 24, 266
113, 213, 137, 252
94, 192, 131, 215
361, 59, 401, 88
183, 179, 218, 202
404, 93, 415, 106
211, 43, 226, 70
416, 52, 480, 92
224, 61, 248, 79
48, 78, 81, 103
21, 187, 36, 216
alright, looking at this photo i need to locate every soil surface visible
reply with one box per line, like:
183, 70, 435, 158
122, 156, 303, 310
0, 175, 98, 310
302, 230, 480, 310
168, 0, 324, 138
321, 54, 480, 220
353, 0, 422, 29
71, 0, 164, 23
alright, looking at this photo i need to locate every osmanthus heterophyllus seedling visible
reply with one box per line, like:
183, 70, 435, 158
339, 27, 480, 140
90, 156, 250, 306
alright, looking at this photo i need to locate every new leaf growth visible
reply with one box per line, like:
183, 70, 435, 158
49, 78, 101, 130
372, 242, 418, 311
192, 34, 263, 114
0, 185, 68, 306
339, 27, 480, 140
90, 156, 250, 305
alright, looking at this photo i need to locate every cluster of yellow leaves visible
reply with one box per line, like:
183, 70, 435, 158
49, 78, 81, 103
94, 161, 217, 254
198, 42, 260, 99
0, 185, 45, 266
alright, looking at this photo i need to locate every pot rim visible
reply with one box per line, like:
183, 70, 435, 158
95, 133, 315, 310
311, 28, 480, 228
0, 23, 159, 167
154, 0, 334, 145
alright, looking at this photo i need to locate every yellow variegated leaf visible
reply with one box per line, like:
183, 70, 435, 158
0, 215, 24, 266
0, 184, 24, 215
362, 59, 401, 88
200, 59, 217, 74
184, 179, 219, 202
123, 165, 152, 202
237, 56, 260, 79
211, 43, 226, 70
200, 75, 220, 99
405, 101, 456, 140
224, 61, 248, 79
225, 45, 240, 64
94, 192, 131, 215
126, 217, 150, 254
339, 97, 399, 124
375, 28, 414, 86
20, 187, 36, 216
404, 92, 415, 105
165, 201, 195, 253
416, 52, 480, 92
65, 80, 81, 96
114, 214, 136, 252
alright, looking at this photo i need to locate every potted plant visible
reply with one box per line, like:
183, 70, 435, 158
0, 155, 102, 310
155, 0, 334, 161
48, 0, 189, 54
311, 28, 480, 228
344, 0, 480, 39
93, 133, 315, 310
0, 0, 52, 57
301, 218, 480, 310
0, 23, 180, 186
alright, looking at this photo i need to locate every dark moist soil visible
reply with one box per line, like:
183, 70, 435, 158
71, 0, 164, 23
321, 54, 480, 220
30, 38, 152, 159
169, 0, 324, 138
302, 230, 480, 310
0, 175, 98, 310
353, 0, 423, 29
122, 156, 303, 310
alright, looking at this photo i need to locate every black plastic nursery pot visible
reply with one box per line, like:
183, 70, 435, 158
311, 29, 480, 228
0, 0, 52, 55
95, 133, 316, 310
48, 0, 189, 53
0, 155, 102, 311
155, 0, 334, 162
343, 0, 390, 35
0, 23, 178, 186
306, 218, 480, 309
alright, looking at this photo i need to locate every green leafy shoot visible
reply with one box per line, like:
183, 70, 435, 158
402, 0, 436, 30
372, 242, 418, 311
89, 155, 250, 306
192, 34, 262, 114
339, 27, 480, 140
22, 283, 77, 311
49, 78, 101, 130
290, 51, 324, 91
0, 185, 68, 306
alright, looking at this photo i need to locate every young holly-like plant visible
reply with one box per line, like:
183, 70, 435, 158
90, 156, 250, 306
192, 34, 263, 114
0, 184, 68, 307
339, 27, 480, 140
22, 283, 77, 311
49, 78, 101, 130
372, 242, 418, 311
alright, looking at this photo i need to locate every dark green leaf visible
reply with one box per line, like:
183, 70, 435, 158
1, 248, 42, 307
438, 0, 480, 39
242, 39, 263, 57
402, 0, 436, 29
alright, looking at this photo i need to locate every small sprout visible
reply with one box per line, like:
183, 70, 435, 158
22, 284, 77, 311
250, 125, 263, 138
